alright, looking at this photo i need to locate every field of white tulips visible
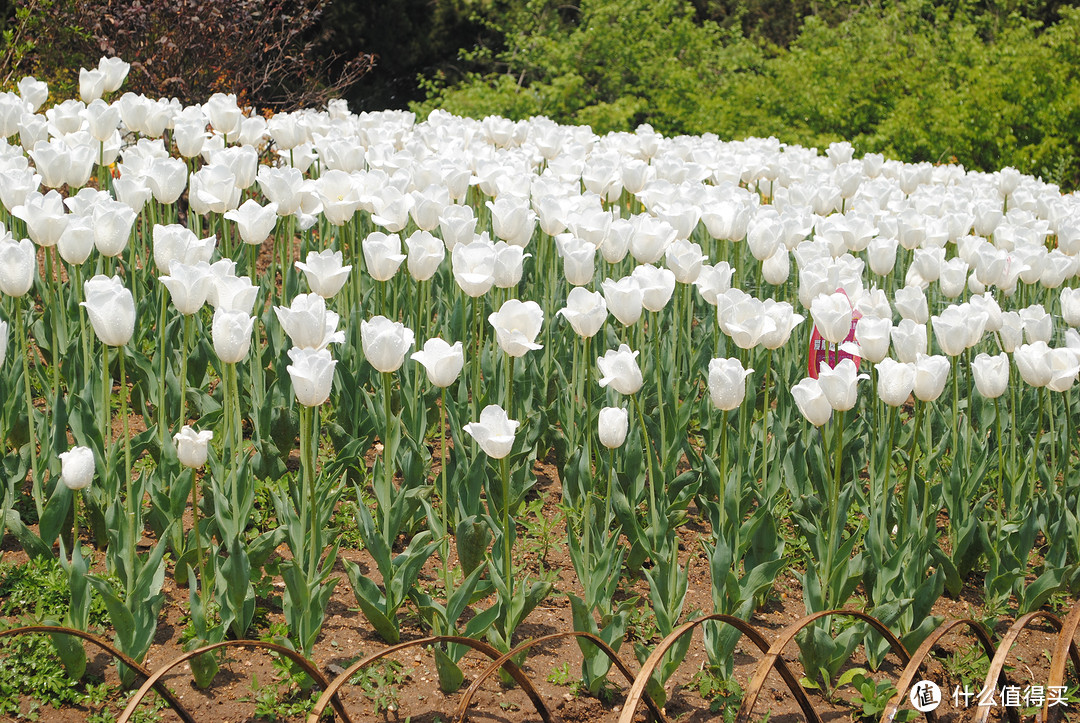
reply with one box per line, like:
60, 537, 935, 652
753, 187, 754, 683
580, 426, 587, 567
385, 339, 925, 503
3, 57, 1080, 721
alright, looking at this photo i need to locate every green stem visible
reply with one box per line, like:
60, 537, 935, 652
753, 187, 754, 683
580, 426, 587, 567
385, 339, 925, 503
102, 344, 111, 494
191, 467, 203, 587
761, 349, 772, 487
158, 290, 169, 448
500, 454, 512, 641
16, 299, 40, 515
298, 405, 313, 576
824, 409, 846, 607
900, 402, 922, 541
383, 371, 394, 545
440, 386, 451, 594
179, 315, 192, 431
994, 396, 1005, 517
308, 404, 320, 578
120, 347, 134, 593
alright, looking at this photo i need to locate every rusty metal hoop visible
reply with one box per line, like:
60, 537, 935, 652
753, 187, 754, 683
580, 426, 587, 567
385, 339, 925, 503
1040, 603, 1080, 723
882, 617, 997, 722
0, 624, 197, 723
307, 634, 552, 723
116, 638, 352, 723
613, 612, 829, 723
734, 609, 911, 723
454, 630, 667, 723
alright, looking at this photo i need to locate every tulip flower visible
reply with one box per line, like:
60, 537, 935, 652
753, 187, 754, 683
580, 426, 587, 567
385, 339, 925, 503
707, 357, 754, 411
762, 247, 791, 285
361, 316, 415, 373
557, 287, 607, 339
810, 292, 853, 345
601, 276, 644, 327
894, 285, 929, 324
363, 231, 406, 282
59, 446, 95, 491
891, 319, 927, 363
791, 377, 832, 427
694, 262, 735, 305
11, 190, 66, 247
159, 261, 212, 316
451, 238, 496, 297
875, 358, 916, 407
411, 338, 465, 388
629, 214, 676, 264
866, 236, 898, 276
632, 264, 676, 312
855, 316, 892, 364
931, 306, 970, 357
598, 407, 629, 449
818, 358, 865, 411
295, 249, 352, 299
1020, 304, 1053, 344
82, 275, 135, 347
972, 352, 1009, 399
224, 198, 278, 246
720, 296, 778, 350
487, 196, 536, 247
556, 234, 596, 286
439, 204, 477, 251
464, 404, 519, 459
913, 354, 950, 402
212, 308, 255, 364
665, 239, 705, 284
175, 426, 214, 469
1048, 348, 1080, 393
404, 230, 445, 282
274, 293, 345, 351
58, 216, 94, 265
287, 347, 338, 407
153, 224, 215, 272
597, 344, 643, 395
759, 300, 805, 350
493, 241, 531, 288
0, 236, 35, 297
489, 299, 544, 357
997, 311, 1024, 353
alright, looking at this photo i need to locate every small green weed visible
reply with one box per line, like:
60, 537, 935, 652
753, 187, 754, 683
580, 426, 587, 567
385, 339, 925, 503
691, 665, 744, 721
349, 657, 409, 714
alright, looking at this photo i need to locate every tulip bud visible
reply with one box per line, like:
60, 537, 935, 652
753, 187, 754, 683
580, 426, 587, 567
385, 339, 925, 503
81, 275, 135, 347
0, 236, 35, 297
361, 316, 415, 373
59, 446, 95, 491
286, 347, 338, 407
971, 352, 1009, 399
913, 354, 950, 402
791, 377, 832, 427
601, 276, 644, 327
212, 307, 255, 363
817, 358, 865, 411
404, 230, 445, 282
810, 292, 853, 345
707, 357, 754, 411
174, 426, 214, 469
274, 293, 345, 351
489, 299, 544, 357
875, 358, 916, 407
598, 406, 629, 449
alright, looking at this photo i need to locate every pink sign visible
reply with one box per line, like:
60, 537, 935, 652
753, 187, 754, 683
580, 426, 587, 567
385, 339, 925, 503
807, 292, 862, 379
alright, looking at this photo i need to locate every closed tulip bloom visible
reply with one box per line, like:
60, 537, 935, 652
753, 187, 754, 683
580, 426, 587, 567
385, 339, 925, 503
629, 214, 677, 264
17, 76, 48, 111
875, 358, 916, 407
971, 352, 1009, 399
597, 344, 643, 395
404, 230, 445, 281
557, 287, 607, 338
211, 273, 258, 314
762, 247, 791, 285
556, 234, 596, 286
92, 201, 136, 257
810, 292, 853, 345
363, 231, 406, 282
452, 238, 496, 297
854, 288, 892, 320
489, 299, 544, 357
361, 315, 415, 373
721, 297, 778, 350
287, 347, 338, 407
411, 338, 465, 387
59, 446, 95, 491
1015, 342, 1052, 388
791, 377, 832, 426
939, 258, 969, 298
0, 236, 35, 296
632, 264, 676, 312
160, 261, 212, 315
145, 156, 188, 204
212, 308, 255, 363
174, 426, 214, 469
894, 285, 929, 324
598, 406, 629, 449
11, 190, 66, 247
224, 198, 278, 246
855, 316, 892, 363
818, 358, 865, 411
1020, 304, 1053, 344
931, 306, 970, 357
295, 249, 351, 298
274, 293, 345, 350
81, 274, 135, 347
487, 196, 536, 247
463, 404, 519, 459
867, 236, 898, 276
1062, 288, 1080, 327
665, 239, 705, 284
493, 241, 531, 288
601, 276, 644, 327
439, 204, 478, 251
708, 357, 754, 411
57, 215, 94, 265
998, 311, 1024, 354
601, 217, 633, 264
891, 319, 927, 363
913, 354, 950, 402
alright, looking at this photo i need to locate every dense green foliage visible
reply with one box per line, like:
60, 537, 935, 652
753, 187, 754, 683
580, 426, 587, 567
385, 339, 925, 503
414, 0, 1080, 189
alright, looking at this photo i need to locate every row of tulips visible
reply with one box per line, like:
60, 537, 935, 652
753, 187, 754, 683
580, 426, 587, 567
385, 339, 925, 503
1, 59, 1080, 702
